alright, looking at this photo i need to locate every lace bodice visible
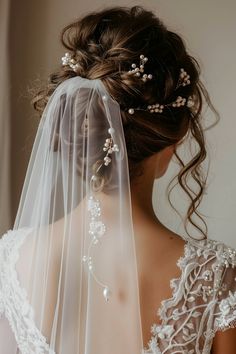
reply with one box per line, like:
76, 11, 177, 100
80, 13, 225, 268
0, 228, 236, 354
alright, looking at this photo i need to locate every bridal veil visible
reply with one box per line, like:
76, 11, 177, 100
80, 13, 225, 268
1, 76, 143, 353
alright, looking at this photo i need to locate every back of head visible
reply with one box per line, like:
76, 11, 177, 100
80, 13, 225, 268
32, 5, 219, 239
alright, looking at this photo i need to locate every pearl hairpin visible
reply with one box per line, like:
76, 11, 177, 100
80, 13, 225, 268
61, 52, 79, 72
176, 68, 191, 88
128, 95, 194, 115
127, 67, 193, 115
147, 96, 188, 114
128, 54, 153, 82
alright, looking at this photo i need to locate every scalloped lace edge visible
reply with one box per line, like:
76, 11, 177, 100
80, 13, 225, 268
0, 228, 55, 354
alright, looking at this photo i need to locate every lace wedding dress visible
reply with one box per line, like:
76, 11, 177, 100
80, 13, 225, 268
0, 227, 236, 354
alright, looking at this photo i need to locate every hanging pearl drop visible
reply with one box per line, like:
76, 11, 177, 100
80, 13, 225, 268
103, 286, 111, 302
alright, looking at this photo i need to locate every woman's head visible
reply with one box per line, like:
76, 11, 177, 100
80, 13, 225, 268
32, 5, 219, 239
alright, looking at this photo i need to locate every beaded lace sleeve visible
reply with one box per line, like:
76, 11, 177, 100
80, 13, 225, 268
0, 228, 54, 354
212, 242, 236, 332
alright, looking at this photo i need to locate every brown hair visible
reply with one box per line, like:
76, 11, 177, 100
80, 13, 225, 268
31, 5, 220, 240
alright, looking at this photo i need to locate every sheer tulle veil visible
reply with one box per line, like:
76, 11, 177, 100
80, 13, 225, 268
11, 76, 143, 353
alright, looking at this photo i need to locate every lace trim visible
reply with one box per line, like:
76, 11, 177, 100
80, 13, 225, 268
142, 240, 193, 353
0, 228, 55, 354
198, 238, 236, 331
142, 237, 236, 354
157, 241, 192, 323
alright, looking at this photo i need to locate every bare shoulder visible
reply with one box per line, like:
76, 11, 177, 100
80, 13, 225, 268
211, 327, 236, 354
156, 225, 187, 256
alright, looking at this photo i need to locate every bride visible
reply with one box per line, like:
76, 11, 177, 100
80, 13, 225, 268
0, 5, 235, 354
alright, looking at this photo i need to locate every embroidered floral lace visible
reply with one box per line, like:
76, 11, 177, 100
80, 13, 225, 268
142, 236, 236, 354
0, 228, 236, 354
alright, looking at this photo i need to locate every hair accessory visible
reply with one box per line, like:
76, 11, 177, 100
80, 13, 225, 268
102, 127, 119, 167
61, 52, 79, 72
147, 96, 193, 113
176, 68, 191, 88
128, 67, 193, 114
128, 95, 194, 115
128, 54, 153, 82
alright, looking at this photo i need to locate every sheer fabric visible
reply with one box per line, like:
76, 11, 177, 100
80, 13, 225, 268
0, 76, 143, 354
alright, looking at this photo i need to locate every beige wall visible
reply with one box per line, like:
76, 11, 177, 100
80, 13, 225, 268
5, 0, 236, 245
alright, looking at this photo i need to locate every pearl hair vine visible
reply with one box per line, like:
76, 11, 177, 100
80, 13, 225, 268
127, 67, 194, 115
60, 52, 194, 115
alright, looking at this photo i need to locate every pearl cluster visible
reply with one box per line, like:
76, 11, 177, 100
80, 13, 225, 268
127, 67, 194, 115
128, 54, 153, 82
102, 128, 119, 167
61, 52, 79, 72
176, 68, 191, 88
171, 96, 187, 108
146, 103, 165, 114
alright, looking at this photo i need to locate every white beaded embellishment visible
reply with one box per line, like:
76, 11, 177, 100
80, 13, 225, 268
83, 194, 111, 302
128, 67, 193, 115
176, 68, 191, 88
128, 54, 153, 82
61, 52, 79, 72
103, 137, 119, 166
147, 103, 165, 114
82, 126, 119, 302
102, 125, 119, 167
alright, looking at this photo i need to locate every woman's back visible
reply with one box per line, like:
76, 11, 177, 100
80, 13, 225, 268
1, 224, 236, 354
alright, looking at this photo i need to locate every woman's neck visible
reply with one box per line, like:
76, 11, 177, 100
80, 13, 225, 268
130, 168, 163, 228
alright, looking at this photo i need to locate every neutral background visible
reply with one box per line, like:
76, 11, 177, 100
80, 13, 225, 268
0, 0, 235, 245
